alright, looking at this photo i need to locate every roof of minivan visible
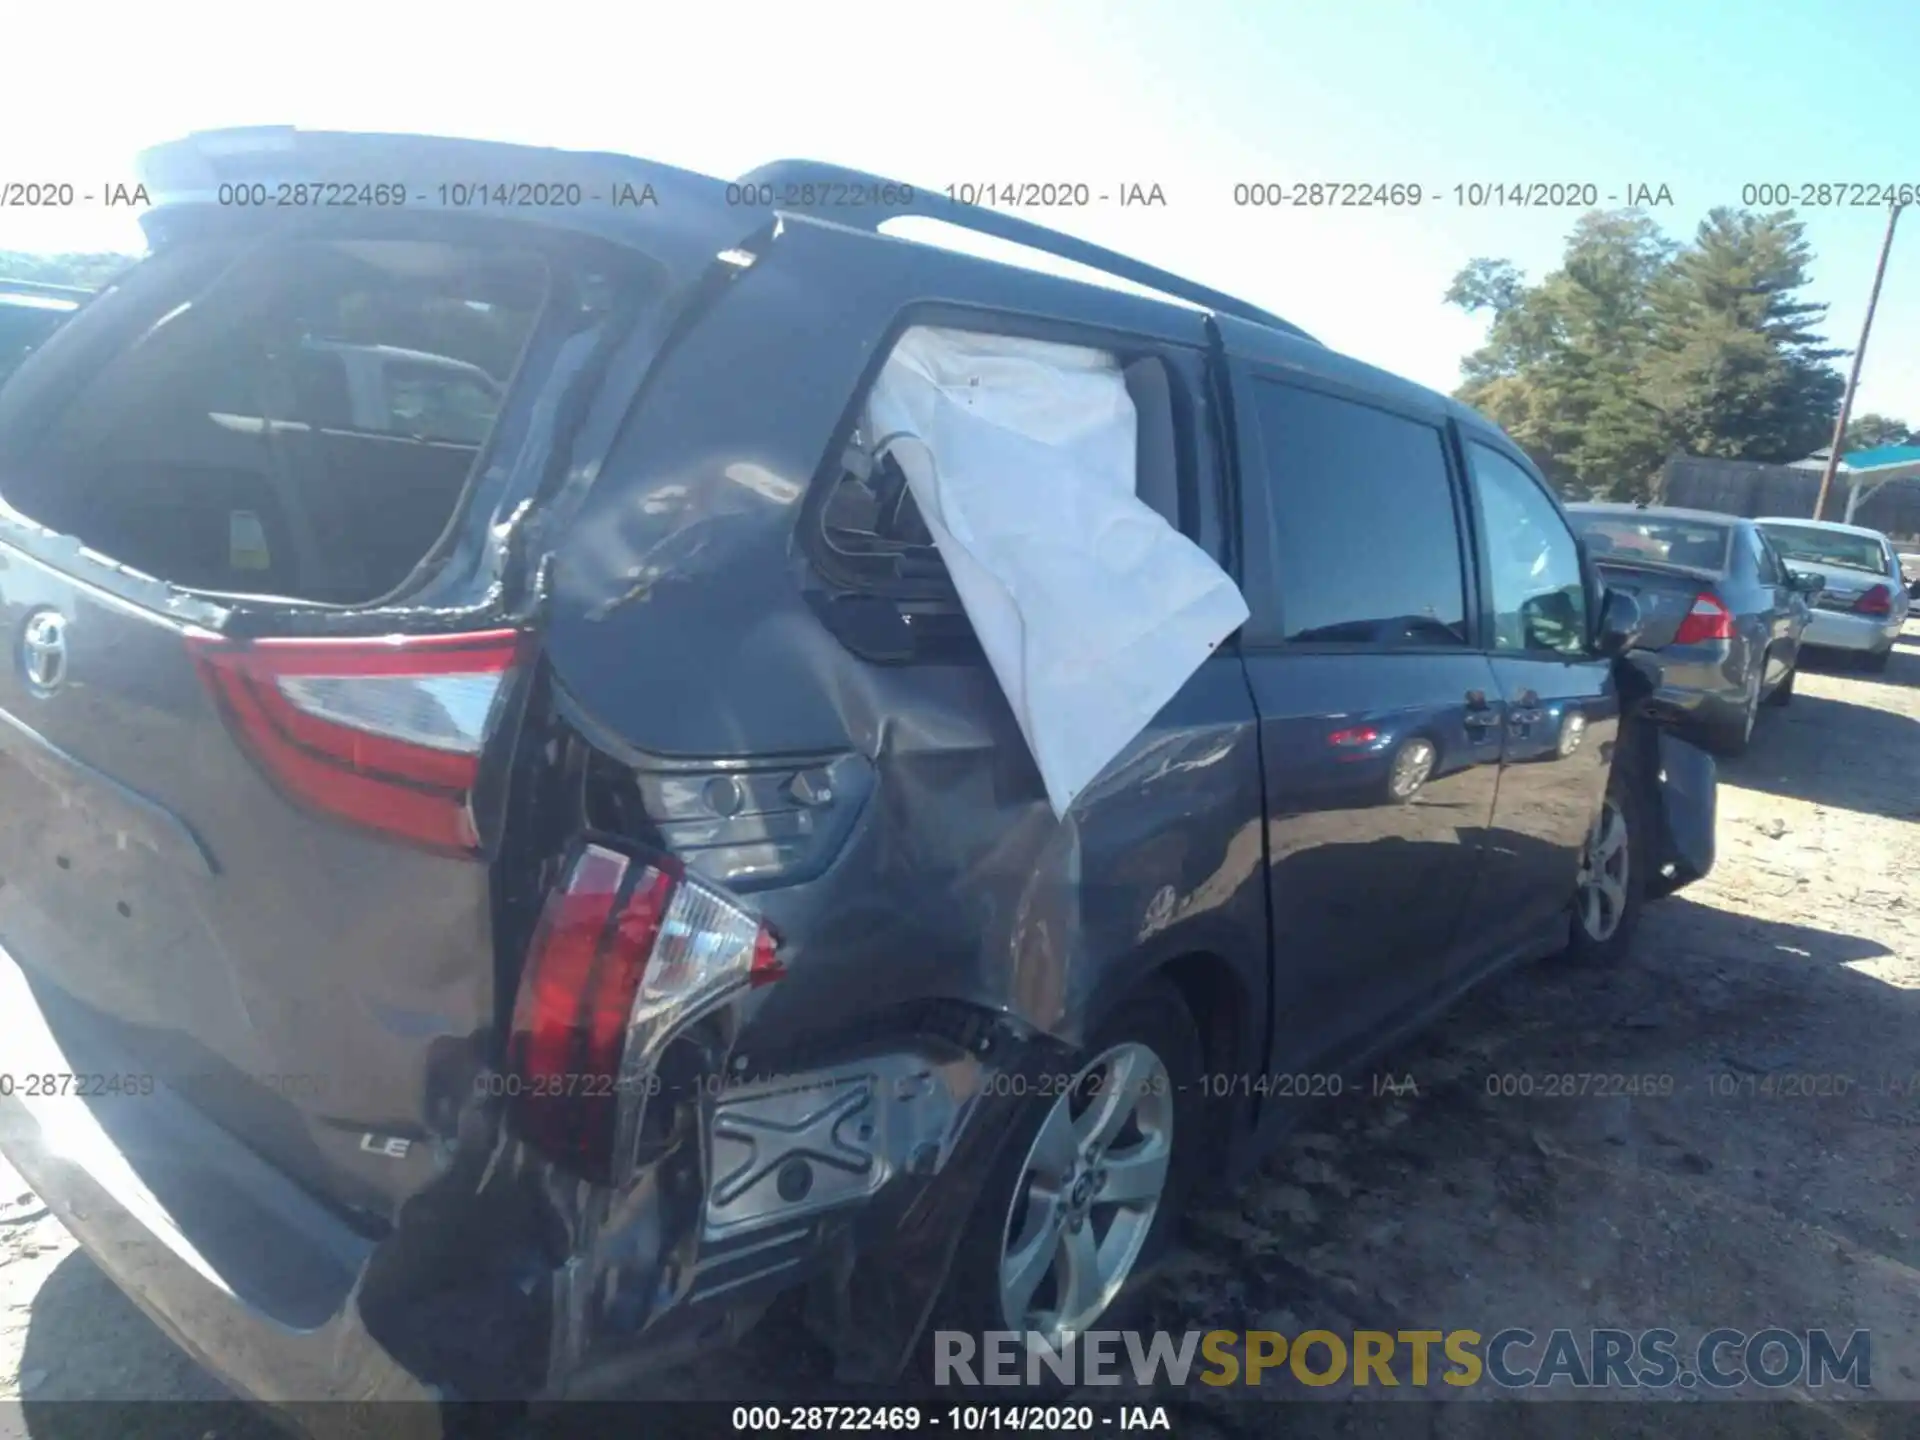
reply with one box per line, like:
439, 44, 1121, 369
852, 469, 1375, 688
135, 128, 755, 302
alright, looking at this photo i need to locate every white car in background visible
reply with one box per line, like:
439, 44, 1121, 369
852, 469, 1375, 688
1756, 516, 1912, 672
297, 338, 504, 443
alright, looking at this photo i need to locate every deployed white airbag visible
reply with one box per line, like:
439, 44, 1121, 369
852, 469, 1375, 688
865, 326, 1251, 817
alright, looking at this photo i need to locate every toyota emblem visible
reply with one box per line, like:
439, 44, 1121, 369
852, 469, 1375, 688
20, 610, 69, 696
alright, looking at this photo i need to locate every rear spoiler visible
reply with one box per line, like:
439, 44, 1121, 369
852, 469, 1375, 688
132, 127, 760, 297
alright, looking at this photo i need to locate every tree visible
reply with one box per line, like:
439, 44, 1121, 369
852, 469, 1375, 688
1842, 412, 1913, 450
1450, 212, 1675, 498
1446, 207, 1846, 502
1640, 209, 1844, 467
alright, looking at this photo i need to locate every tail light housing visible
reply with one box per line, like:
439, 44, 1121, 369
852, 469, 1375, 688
505, 842, 783, 1184
190, 628, 525, 853
1673, 593, 1734, 645
1853, 585, 1893, 616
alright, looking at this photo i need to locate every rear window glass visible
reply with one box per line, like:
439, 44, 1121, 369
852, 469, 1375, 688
1758, 524, 1890, 575
1570, 513, 1730, 571
0, 237, 547, 603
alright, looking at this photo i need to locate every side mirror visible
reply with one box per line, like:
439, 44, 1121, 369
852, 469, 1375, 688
1594, 587, 1643, 658
1789, 570, 1826, 596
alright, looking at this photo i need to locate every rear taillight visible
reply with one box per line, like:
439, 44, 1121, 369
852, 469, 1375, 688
505, 843, 783, 1184
188, 629, 524, 853
1854, 585, 1893, 616
1673, 593, 1734, 645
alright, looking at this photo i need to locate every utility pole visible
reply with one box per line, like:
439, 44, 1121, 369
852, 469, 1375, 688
1814, 202, 1902, 521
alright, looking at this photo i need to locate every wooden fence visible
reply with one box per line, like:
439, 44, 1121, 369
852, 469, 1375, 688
1658, 455, 1920, 541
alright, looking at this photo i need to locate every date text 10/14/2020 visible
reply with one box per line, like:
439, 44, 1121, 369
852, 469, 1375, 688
729, 1404, 1173, 1432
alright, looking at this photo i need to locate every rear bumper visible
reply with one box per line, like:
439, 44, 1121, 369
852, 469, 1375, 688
0, 940, 1026, 1417
1634, 649, 1745, 733
0, 944, 435, 1409
1802, 609, 1901, 654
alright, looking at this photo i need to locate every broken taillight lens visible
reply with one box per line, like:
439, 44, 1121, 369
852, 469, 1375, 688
504, 843, 782, 1184
188, 629, 525, 854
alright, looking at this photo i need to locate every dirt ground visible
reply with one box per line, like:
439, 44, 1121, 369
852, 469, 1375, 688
2, 622, 1917, 1438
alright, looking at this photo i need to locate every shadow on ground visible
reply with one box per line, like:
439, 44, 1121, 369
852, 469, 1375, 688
14, 1251, 280, 1440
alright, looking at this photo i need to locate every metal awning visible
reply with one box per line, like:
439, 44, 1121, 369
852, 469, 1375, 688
1789, 443, 1920, 480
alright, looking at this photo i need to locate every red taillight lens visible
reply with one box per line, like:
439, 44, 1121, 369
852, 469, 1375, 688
1327, 726, 1380, 747
504, 843, 782, 1183
1854, 585, 1893, 616
1672, 593, 1734, 645
188, 629, 523, 853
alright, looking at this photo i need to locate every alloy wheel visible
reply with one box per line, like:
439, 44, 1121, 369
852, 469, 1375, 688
1388, 738, 1437, 800
1575, 799, 1630, 942
997, 1041, 1173, 1347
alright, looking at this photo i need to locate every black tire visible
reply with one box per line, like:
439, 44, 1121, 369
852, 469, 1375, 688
1863, 647, 1892, 674
924, 976, 1204, 1390
1764, 661, 1795, 706
1561, 744, 1651, 966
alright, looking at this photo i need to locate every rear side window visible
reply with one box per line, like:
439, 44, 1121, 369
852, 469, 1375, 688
1246, 380, 1468, 647
817, 336, 1190, 593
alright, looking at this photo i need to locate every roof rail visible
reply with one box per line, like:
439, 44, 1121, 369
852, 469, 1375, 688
737, 159, 1317, 343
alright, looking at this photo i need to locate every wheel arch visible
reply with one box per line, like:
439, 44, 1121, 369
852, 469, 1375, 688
1078, 948, 1257, 1186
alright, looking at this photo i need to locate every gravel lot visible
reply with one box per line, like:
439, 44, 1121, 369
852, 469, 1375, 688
3, 622, 1917, 1438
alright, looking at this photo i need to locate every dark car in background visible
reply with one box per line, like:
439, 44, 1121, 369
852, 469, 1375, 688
1756, 517, 1911, 673
0, 281, 90, 386
0, 127, 1717, 1428
1568, 503, 1813, 757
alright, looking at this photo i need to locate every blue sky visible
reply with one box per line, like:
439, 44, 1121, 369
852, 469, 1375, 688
2, 0, 1915, 421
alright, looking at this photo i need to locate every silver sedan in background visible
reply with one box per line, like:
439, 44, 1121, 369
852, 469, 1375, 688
1757, 518, 1911, 673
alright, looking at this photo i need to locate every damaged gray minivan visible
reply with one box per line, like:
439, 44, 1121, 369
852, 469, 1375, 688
0, 129, 1716, 1419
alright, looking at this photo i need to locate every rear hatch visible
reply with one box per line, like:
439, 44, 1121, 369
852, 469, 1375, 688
1593, 558, 1724, 650
0, 129, 753, 1224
